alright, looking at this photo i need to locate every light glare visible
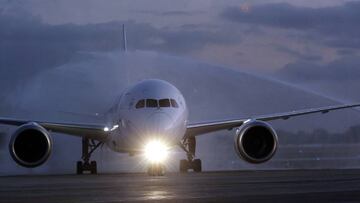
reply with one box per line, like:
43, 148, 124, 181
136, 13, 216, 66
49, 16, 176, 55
144, 140, 168, 163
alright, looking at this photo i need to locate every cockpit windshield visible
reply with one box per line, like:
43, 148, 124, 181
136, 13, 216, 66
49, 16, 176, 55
135, 98, 179, 109
170, 99, 179, 108
146, 99, 158, 108
135, 99, 145, 109
159, 99, 171, 107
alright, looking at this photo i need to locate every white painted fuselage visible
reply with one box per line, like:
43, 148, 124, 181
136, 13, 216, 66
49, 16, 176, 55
105, 79, 188, 153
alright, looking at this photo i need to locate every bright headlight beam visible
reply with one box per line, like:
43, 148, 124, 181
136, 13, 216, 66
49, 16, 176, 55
144, 140, 168, 163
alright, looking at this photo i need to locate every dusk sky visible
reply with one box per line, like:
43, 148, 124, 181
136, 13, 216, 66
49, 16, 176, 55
1, 0, 359, 73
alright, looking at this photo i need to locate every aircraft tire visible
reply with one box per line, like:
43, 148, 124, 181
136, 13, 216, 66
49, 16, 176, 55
193, 159, 202, 172
90, 161, 97, 174
179, 159, 189, 173
76, 161, 83, 175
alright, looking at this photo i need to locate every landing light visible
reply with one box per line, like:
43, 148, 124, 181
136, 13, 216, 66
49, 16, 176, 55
104, 125, 119, 132
144, 140, 169, 163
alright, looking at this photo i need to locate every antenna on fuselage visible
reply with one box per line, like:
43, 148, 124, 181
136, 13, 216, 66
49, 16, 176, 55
122, 24, 127, 52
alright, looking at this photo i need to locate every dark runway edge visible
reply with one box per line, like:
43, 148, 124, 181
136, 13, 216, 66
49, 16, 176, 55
1, 169, 360, 203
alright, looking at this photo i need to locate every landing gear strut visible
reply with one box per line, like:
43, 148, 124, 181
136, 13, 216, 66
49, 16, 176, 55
179, 137, 202, 173
147, 163, 165, 176
76, 137, 102, 174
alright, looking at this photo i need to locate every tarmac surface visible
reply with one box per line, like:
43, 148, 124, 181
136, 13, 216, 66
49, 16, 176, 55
1, 169, 360, 202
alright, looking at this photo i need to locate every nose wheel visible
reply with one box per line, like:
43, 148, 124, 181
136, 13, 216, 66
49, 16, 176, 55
180, 159, 202, 173
179, 137, 202, 173
147, 163, 165, 176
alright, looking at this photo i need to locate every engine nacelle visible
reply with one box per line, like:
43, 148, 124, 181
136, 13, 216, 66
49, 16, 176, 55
234, 120, 278, 163
9, 122, 52, 168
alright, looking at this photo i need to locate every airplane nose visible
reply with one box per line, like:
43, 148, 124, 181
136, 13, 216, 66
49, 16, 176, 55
146, 112, 174, 135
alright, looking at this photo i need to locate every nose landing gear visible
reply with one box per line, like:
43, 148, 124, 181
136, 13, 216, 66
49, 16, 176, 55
147, 163, 165, 176
180, 158, 202, 173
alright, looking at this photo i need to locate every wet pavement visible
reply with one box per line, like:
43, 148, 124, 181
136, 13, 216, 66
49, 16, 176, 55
1, 169, 360, 202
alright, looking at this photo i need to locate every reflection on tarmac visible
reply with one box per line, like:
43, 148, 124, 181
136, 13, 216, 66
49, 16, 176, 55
1, 169, 360, 202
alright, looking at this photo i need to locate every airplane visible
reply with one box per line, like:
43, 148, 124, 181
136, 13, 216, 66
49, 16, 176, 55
1, 26, 360, 176
1, 78, 360, 176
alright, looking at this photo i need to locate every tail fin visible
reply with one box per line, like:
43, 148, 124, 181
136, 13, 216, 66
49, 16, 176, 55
122, 24, 127, 52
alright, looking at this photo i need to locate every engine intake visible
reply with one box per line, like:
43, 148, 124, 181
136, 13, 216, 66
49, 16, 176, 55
234, 120, 278, 163
9, 122, 52, 168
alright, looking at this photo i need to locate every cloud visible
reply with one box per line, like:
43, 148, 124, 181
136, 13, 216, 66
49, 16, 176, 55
222, 2, 360, 31
133, 9, 205, 16
0, 7, 239, 56
0, 6, 241, 97
221, 2, 360, 49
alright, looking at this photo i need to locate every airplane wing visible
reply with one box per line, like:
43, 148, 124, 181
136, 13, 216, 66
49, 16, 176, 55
185, 103, 360, 138
0, 117, 108, 141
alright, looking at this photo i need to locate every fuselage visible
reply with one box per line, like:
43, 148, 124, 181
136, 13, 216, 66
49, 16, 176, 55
105, 79, 188, 153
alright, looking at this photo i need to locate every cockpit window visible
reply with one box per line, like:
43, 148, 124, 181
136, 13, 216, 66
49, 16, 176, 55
170, 99, 179, 108
135, 98, 179, 109
159, 99, 171, 107
135, 99, 145, 109
146, 99, 158, 108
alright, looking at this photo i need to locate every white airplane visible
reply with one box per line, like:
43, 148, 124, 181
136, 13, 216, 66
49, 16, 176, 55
1, 79, 360, 175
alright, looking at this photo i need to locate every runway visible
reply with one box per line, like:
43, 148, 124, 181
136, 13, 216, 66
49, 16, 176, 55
1, 169, 360, 202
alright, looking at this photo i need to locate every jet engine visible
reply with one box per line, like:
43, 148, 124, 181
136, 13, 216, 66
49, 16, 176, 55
9, 122, 52, 167
234, 120, 278, 163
